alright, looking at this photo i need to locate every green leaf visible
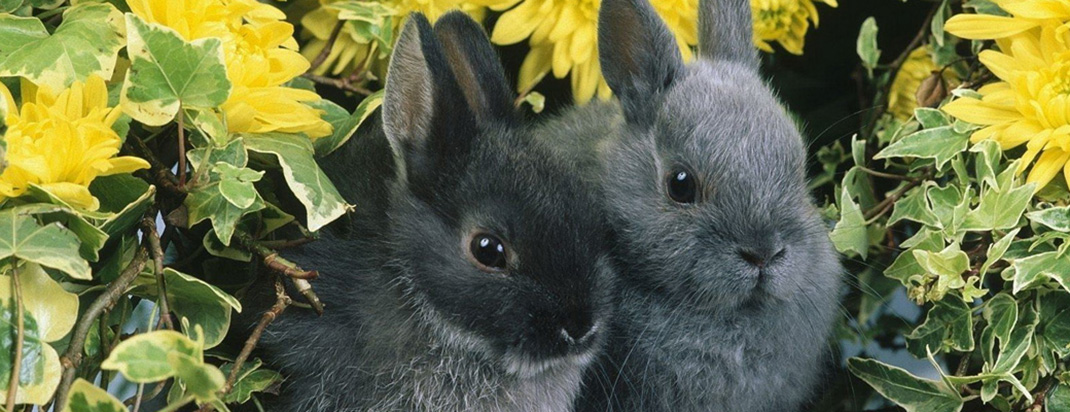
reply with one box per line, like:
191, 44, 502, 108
915, 108, 951, 129
913, 243, 970, 299
327, 1, 397, 23
981, 229, 1019, 276
1028, 206, 1070, 232
1038, 293, 1070, 359
848, 358, 963, 412
906, 293, 974, 357
0, 209, 91, 280
962, 173, 1033, 232
990, 305, 1036, 374
312, 90, 384, 157
120, 13, 231, 126
970, 140, 1002, 189
885, 229, 944, 285
874, 126, 970, 169
888, 188, 940, 228
169, 351, 224, 402
90, 174, 157, 238
245, 134, 351, 231
831, 186, 869, 259
62, 378, 128, 412
162, 268, 241, 349
0, 0, 22, 13
856, 17, 881, 76
100, 330, 200, 382
931, 0, 950, 46
12, 202, 107, 262
1049, 383, 1070, 412
1011, 251, 1070, 294
214, 163, 263, 210
984, 293, 1018, 349
0, 3, 124, 90
0, 269, 64, 405
185, 140, 265, 245
221, 360, 281, 404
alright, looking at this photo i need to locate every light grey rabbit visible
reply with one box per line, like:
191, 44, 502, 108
538, 0, 843, 410
256, 12, 615, 411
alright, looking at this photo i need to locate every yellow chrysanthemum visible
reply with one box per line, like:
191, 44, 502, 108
0, 76, 149, 210
752, 0, 836, 55
301, 0, 487, 77
945, 0, 1070, 42
888, 47, 959, 121
942, 23, 1070, 190
127, 0, 332, 139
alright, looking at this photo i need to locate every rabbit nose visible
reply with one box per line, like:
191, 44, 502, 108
738, 246, 785, 269
559, 318, 596, 345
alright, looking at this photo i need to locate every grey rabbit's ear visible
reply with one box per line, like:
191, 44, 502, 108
382, 13, 478, 185
433, 11, 517, 124
698, 0, 759, 69
598, 0, 683, 126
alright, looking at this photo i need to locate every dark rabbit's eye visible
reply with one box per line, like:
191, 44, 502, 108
666, 168, 698, 203
468, 233, 508, 272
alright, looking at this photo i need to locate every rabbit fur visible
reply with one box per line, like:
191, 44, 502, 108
533, 0, 844, 410
256, 12, 615, 411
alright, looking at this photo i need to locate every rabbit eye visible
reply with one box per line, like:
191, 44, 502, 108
468, 233, 508, 272
666, 168, 698, 203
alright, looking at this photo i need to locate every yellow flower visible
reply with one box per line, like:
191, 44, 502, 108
942, 23, 1070, 190
945, 0, 1070, 41
127, 0, 332, 139
752, 0, 836, 55
490, 0, 696, 104
0, 76, 149, 210
301, 0, 486, 77
888, 47, 959, 121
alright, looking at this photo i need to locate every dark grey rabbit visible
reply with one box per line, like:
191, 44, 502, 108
256, 12, 614, 411
539, 0, 843, 410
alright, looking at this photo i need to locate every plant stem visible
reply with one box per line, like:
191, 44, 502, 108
302, 73, 374, 96
177, 110, 187, 188
6, 264, 23, 411
55, 248, 150, 409
857, 166, 917, 182
142, 218, 174, 330
308, 21, 345, 74
158, 394, 195, 412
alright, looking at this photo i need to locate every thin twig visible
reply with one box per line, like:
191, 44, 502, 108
308, 21, 346, 73
257, 237, 317, 249
55, 248, 150, 409
857, 166, 917, 182
130, 383, 146, 412
302, 73, 374, 96
124, 381, 166, 408
199, 278, 291, 412
234, 231, 324, 314
142, 218, 174, 330
177, 110, 187, 188
6, 264, 24, 411
864, 178, 926, 222
125, 135, 185, 196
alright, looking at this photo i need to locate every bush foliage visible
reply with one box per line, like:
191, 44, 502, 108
0, 0, 1067, 411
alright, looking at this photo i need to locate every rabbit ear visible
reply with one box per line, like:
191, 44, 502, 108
382, 13, 478, 185
698, 0, 758, 69
598, 0, 683, 126
433, 11, 517, 124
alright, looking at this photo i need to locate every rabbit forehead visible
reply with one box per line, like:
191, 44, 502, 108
654, 64, 805, 186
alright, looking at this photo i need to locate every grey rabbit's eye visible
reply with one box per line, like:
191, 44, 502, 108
666, 168, 698, 203
468, 233, 508, 272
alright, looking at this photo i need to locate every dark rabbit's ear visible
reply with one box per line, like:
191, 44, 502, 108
382, 13, 476, 186
698, 0, 758, 69
433, 11, 517, 124
598, 0, 683, 126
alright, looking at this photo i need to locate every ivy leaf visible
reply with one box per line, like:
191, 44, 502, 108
885, 229, 944, 285
962, 169, 1034, 231
913, 243, 970, 298
848, 358, 963, 412
980, 229, 1018, 276
888, 188, 940, 228
1049, 383, 1070, 412
221, 360, 282, 404
90, 174, 157, 238
1027, 206, 1070, 232
1038, 293, 1070, 359
0, 209, 91, 280
245, 133, 351, 231
981, 293, 1017, 365
0, 3, 125, 90
311, 90, 384, 158
970, 140, 1002, 189
214, 163, 264, 210
874, 126, 969, 170
990, 305, 1036, 374
1011, 251, 1070, 294
856, 17, 880, 76
915, 108, 951, 129
0, 266, 67, 405
906, 293, 974, 357
169, 351, 224, 403
185, 140, 264, 246
160, 268, 241, 349
62, 379, 128, 412
101, 330, 201, 382
121, 13, 231, 126
831, 186, 869, 259
12, 202, 107, 262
